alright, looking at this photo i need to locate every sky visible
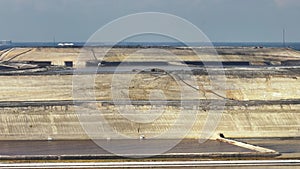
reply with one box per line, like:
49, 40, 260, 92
0, 0, 300, 42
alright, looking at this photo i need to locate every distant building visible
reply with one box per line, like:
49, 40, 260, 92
57, 42, 74, 47
0, 40, 12, 45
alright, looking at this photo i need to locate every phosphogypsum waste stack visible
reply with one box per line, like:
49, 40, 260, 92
0, 46, 299, 140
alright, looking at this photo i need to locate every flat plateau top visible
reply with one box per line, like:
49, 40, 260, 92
1, 47, 300, 63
